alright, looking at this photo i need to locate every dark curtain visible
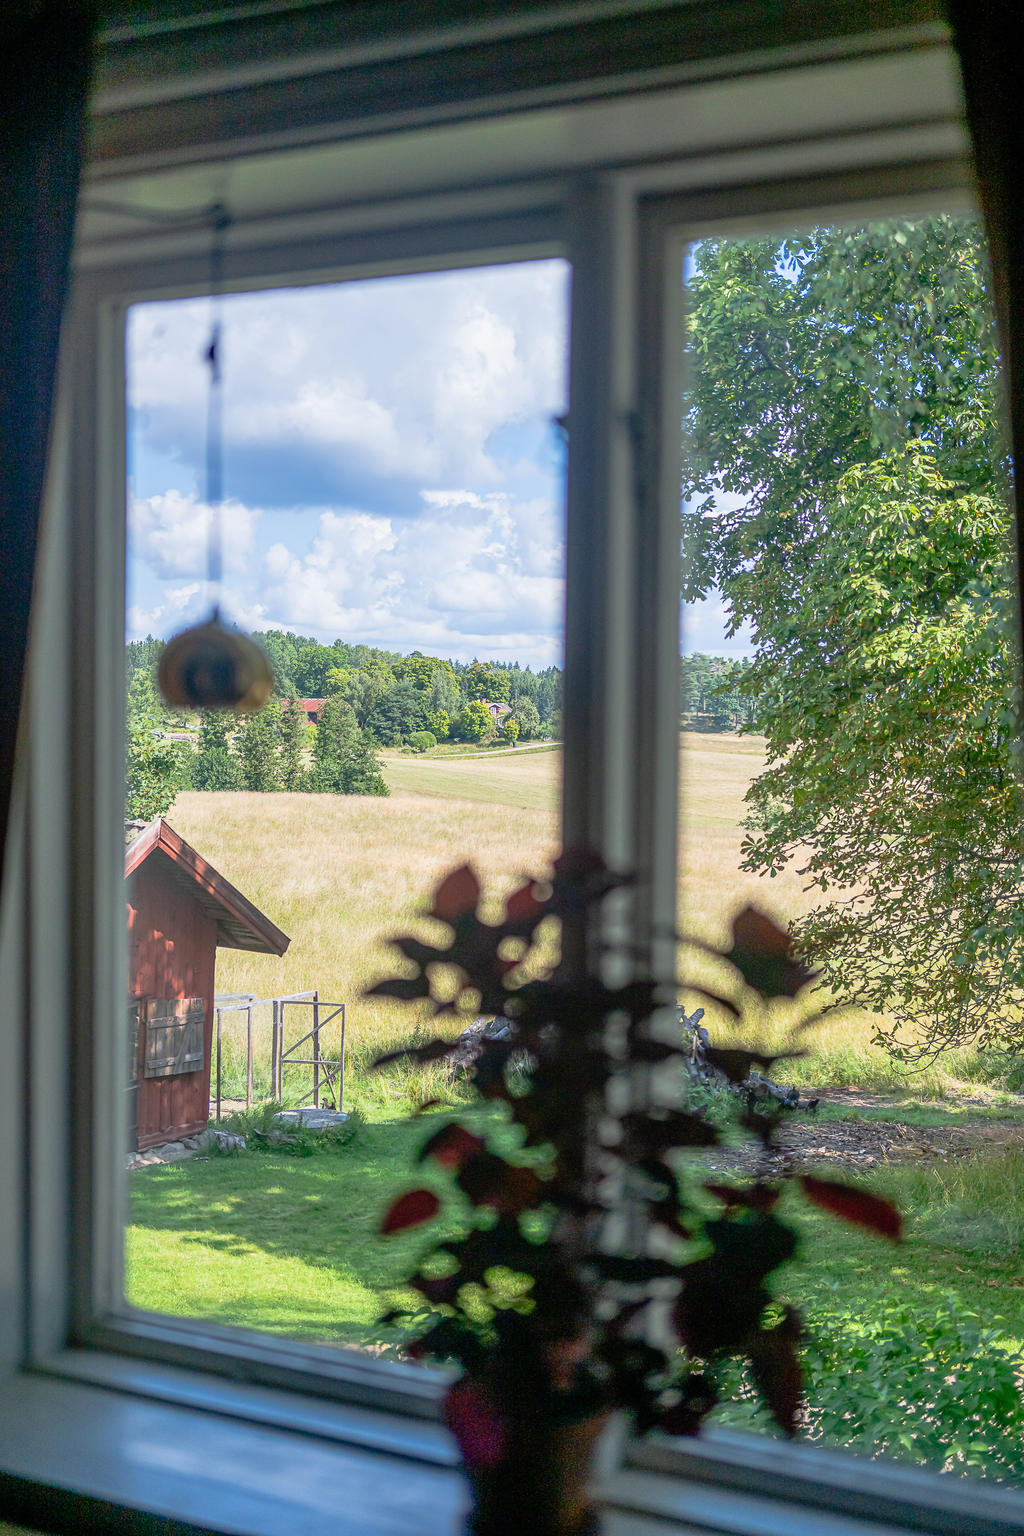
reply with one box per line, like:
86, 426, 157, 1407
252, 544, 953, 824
0, 6, 94, 880
948, 2, 1024, 641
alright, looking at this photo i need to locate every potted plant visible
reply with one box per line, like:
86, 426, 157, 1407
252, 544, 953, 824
370, 853, 901, 1536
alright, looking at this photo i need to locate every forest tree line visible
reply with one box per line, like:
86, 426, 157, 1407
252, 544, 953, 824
125, 631, 564, 818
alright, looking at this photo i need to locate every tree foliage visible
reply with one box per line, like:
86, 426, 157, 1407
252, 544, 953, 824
463, 660, 510, 704
311, 696, 389, 796
237, 699, 283, 792
193, 710, 242, 792
125, 630, 563, 810
456, 700, 494, 743
682, 216, 1022, 1053
125, 727, 192, 819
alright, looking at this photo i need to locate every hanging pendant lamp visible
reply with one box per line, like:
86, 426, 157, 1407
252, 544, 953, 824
157, 206, 273, 712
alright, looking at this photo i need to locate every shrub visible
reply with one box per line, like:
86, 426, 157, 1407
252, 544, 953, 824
715, 1291, 1024, 1479
408, 730, 436, 752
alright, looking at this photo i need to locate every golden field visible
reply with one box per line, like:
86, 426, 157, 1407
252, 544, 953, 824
166, 734, 998, 1100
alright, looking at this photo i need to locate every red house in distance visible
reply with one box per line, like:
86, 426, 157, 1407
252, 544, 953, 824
284, 698, 325, 724
126, 819, 290, 1150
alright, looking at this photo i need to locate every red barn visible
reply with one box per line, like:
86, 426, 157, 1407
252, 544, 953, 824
125, 819, 290, 1151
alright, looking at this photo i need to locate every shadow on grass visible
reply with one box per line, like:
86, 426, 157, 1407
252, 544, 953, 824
126, 1111, 470, 1343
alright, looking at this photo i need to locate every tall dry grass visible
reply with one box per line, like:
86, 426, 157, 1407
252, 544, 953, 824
165, 735, 1011, 1105
168, 772, 559, 1103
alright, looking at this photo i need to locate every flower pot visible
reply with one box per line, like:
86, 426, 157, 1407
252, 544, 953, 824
446, 1379, 611, 1536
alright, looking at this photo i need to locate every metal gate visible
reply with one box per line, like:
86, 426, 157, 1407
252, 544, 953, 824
272, 993, 346, 1110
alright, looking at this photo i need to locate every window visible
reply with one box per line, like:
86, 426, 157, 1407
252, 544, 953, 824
122, 258, 570, 1342
5, 7, 1024, 1532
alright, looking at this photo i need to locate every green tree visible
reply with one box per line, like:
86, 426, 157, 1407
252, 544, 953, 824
680, 654, 715, 718
125, 727, 192, 819
501, 716, 520, 746
364, 680, 426, 746
511, 698, 540, 740
279, 697, 308, 790
682, 215, 1019, 1053
455, 700, 493, 743
256, 630, 299, 696
193, 711, 242, 791
237, 701, 283, 792
311, 696, 389, 796
426, 707, 451, 741
294, 642, 342, 697
349, 655, 396, 725
463, 660, 510, 704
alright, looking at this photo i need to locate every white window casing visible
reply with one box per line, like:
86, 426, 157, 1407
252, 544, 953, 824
3, 14, 1024, 1533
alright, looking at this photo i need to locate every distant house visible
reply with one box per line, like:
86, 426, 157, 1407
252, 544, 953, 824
125, 818, 289, 1150
484, 700, 512, 721
284, 698, 326, 725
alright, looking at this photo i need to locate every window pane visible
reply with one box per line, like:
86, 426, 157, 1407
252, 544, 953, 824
123, 259, 569, 1349
679, 216, 1024, 1483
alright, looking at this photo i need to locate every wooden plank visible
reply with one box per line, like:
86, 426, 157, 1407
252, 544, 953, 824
143, 998, 205, 1078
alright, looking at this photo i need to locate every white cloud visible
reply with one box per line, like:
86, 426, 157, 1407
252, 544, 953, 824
129, 491, 259, 580
127, 262, 571, 667
239, 490, 563, 666
128, 261, 569, 496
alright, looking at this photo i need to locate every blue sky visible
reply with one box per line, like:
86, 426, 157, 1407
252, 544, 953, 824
126, 259, 748, 669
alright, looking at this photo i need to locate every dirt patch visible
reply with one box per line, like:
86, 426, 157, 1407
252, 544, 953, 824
701, 1092, 1024, 1175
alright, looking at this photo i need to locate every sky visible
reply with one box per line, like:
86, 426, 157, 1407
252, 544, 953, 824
126, 259, 749, 669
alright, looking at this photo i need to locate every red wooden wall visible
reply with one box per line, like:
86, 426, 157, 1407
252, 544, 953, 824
127, 859, 218, 1149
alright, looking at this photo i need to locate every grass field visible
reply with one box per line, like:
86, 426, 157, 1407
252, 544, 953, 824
165, 732, 1012, 1101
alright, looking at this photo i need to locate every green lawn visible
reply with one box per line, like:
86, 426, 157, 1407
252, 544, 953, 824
127, 1113, 443, 1343
127, 1110, 1024, 1480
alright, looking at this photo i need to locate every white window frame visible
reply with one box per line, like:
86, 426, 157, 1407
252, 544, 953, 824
4, 26, 1024, 1536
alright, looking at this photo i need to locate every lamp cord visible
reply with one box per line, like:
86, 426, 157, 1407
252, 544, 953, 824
204, 205, 230, 618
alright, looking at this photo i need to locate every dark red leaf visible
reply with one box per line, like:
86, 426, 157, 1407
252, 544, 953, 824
456, 1152, 543, 1213
365, 975, 433, 1002
410, 1271, 461, 1305
705, 1045, 803, 1086
800, 1175, 902, 1239
740, 1107, 783, 1148
395, 935, 446, 967
704, 1182, 781, 1214
418, 1123, 486, 1170
685, 986, 741, 1019
657, 1374, 719, 1437
505, 881, 546, 924
380, 1188, 441, 1235
674, 1257, 767, 1354
431, 865, 481, 922
413, 1098, 443, 1116
652, 1206, 692, 1242
725, 906, 819, 998
372, 1037, 457, 1070
444, 1379, 506, 1470
622, 1110, 719, 1152
748, 1307, 802, 1436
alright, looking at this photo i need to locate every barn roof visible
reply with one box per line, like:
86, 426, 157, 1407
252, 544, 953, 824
125, 819, 290, 957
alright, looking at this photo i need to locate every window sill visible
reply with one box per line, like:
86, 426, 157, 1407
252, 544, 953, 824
0, 1362, 464, 1536
3, 1358, 1024, 1536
